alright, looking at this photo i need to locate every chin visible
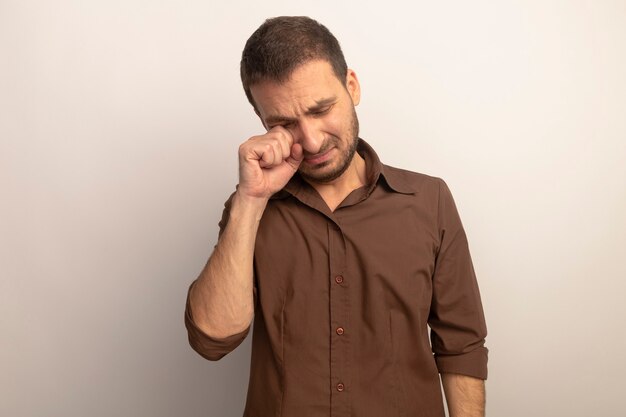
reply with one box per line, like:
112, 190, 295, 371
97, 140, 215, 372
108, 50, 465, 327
301, 161, 351, 184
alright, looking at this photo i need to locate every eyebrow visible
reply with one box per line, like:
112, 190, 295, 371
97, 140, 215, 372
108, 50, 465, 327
265, 97, 337, 125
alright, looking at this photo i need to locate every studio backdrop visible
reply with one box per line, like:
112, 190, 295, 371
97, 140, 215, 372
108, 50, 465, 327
1, 1, 625, 416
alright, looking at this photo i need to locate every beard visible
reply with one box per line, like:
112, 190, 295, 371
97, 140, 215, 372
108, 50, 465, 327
298, 106, 360, 184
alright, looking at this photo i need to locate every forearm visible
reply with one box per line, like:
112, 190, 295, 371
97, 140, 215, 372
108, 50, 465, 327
441, 373, 486, 417
189, 191, 267, 338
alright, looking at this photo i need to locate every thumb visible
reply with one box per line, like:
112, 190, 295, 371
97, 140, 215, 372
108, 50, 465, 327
285, 143, 303, 170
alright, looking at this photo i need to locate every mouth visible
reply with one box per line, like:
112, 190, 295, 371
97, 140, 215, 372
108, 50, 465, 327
304, 148, 334, 165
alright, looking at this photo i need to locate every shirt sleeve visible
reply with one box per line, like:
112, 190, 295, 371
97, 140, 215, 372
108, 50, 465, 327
184, 189, 256, 361
184, 281, 253, 361
428, 178, 489, 380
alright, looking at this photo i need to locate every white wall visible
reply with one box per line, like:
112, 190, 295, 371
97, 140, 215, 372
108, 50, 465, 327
1, 1, 625, 416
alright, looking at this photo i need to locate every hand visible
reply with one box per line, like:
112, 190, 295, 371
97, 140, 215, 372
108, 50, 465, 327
237, 126, 303, 200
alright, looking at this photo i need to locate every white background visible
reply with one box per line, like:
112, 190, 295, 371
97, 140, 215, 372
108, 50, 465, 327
1, 1, 625, 416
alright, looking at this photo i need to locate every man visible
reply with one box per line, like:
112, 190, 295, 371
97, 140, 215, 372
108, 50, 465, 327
185, 16, 488, 417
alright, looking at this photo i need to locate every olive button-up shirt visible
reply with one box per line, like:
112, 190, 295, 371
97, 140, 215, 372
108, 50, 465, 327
185, 138, 488, 417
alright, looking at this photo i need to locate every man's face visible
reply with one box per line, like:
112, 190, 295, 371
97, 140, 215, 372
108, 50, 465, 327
250, 59, 361, 184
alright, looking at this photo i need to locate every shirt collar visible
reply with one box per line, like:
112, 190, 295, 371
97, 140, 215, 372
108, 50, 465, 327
359, 138, 418, 195
270, 138, 417, 200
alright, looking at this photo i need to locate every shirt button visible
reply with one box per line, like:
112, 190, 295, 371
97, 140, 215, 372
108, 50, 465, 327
336, 327, 344, 335
335, 275, 344, 284
336, 383, 345, 392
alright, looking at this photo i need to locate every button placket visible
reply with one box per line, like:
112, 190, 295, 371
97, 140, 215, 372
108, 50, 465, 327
328, 220, 351, 415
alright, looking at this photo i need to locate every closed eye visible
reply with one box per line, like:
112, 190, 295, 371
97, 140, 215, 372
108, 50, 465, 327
310, 105, 333, 116
266, 102, 334, 129
268, 121, 296, 130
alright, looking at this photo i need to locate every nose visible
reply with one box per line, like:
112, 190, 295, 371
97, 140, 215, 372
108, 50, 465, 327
293, 118, 324, 155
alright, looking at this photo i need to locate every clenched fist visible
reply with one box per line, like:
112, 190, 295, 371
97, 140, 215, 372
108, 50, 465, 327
237, 126, 304, 200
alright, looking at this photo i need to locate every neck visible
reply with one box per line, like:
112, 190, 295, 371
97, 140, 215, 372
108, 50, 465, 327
304, 152, 367, 211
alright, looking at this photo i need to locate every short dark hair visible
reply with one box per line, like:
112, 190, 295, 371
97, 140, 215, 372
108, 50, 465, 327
240, 16, 348, 108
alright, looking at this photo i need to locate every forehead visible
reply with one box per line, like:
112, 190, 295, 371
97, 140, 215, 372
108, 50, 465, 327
250, 60, 345, 118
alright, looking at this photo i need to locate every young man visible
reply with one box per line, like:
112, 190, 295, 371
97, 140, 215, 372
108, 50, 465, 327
185, 16, 488, 417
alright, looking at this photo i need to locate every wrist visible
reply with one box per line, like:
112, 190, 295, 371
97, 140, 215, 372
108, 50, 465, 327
232, 189, 269, 221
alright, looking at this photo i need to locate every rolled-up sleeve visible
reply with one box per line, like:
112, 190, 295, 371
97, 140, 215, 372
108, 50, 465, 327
184, 188, 254, 361
428, 178, 489, 380
184, 280, 252, 361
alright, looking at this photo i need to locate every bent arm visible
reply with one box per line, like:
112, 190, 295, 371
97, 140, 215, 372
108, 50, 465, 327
189, 191, 267, 339
441, 373, 485, 417
186, 127, 300, 359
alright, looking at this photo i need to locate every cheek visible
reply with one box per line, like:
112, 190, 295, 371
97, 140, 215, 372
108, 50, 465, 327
324, 111, 350, 137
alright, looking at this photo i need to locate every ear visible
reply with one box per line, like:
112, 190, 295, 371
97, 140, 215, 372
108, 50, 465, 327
345, 69, 361, 106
